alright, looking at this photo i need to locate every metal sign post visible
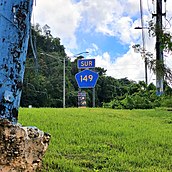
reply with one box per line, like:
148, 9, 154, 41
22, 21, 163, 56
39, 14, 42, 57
75, 57, 99, 107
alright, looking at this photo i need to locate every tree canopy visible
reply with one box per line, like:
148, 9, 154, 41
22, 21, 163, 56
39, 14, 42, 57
21, 24, 172, 109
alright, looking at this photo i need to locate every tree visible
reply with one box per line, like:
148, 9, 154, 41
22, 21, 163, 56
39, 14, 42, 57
22, 25, 68, 107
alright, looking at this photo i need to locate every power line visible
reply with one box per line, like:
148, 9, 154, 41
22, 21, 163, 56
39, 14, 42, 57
152, 0, 156, 14
107, 67, 143, 71
147, 0, 153, 14
30, 8, 38, 73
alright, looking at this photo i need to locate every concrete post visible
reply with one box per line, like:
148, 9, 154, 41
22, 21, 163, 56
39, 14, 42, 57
0, 0, 33, 123
156, 0, 164, 96
0, 2, 51, 171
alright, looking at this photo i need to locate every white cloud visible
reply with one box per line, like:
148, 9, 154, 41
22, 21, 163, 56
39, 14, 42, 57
85, 43, 99, 55
32, 0, 172, 84
77, 0, 153, 46
32, 0, 150, 48
96, 46, 145, 81
32, 0, 81, 49
85, 42, 155, 83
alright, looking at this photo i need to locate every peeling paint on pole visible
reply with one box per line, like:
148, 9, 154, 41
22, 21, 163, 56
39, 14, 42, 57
0, 0, 33, 123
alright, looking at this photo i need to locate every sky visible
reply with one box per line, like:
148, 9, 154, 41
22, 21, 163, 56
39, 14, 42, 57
32, 0, 172, 84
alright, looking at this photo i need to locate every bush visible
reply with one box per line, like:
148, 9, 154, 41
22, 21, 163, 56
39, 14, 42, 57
160, 96, 172, 108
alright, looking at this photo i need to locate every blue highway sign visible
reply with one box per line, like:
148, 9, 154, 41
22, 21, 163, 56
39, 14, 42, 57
78, 59, 95, 69
75, 69, 99, 88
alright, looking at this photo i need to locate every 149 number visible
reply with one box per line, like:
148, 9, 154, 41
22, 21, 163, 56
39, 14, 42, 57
80, 75, 93, 82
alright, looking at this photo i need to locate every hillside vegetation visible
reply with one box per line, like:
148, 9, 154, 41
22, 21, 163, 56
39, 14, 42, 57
21, 24, 172, 109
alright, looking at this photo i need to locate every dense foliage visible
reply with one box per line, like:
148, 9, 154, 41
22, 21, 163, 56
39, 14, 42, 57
21, 24, 172, 109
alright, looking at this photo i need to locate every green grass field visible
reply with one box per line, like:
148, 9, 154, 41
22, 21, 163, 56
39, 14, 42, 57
19, 108, 172, 172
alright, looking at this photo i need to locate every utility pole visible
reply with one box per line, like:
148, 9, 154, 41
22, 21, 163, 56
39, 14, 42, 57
92, 67, 96, 108
40, 53, 66, 108
154, 0, 164, 95
63, 56, 65, 108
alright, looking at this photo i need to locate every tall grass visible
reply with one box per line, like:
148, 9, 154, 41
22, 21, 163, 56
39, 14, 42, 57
19, 108, 172, 171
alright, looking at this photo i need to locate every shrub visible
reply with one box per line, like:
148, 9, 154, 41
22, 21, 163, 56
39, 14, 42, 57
160, 96, 172, 108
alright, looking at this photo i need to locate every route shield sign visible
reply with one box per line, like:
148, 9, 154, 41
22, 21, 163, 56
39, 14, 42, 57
77, 59, 95, 69
75, 69, 99, 88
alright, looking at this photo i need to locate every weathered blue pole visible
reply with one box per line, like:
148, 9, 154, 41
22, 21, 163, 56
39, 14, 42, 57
0, 0, 33, 123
